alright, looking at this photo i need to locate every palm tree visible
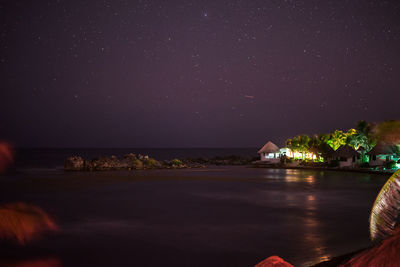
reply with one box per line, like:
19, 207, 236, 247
370, 169, 400, 241
298, 135, 310, 154
286, 135, 310, 159
289, 136, 301, 151
326, 130, 347, 151
313, 134, 334, 160
356, 120, 376, 152
351, 120, 377, 163
347, 132, 366, 150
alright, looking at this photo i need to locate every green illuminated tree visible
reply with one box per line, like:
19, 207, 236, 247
299, 135, 310, 152
356, 120, 376, 152
327, 130, 347, 151
286, 138, 293, 151
347, 128, 357, 136
286, 137, 299, 152
308, 134, 332, 160
287, 135, 310, 159
347, 120, 377, 163
347, 134, 365, 150
347, 128, 366, 150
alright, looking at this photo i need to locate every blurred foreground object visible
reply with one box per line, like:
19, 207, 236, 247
0, 203, 58, 244
373, 120, 400, 145
370, 169, 400, 241
0, 141, 14, 173
255, 256, 293, 267
1, 258, 61, 267
339, 169, 400, 266
341, 225, 400, 266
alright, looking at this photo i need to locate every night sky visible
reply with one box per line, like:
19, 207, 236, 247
1, 0, 399, 148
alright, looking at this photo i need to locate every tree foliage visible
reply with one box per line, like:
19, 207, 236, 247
284, 120, 398, 159
326, 130, 347, 151
286, 135, 311, 159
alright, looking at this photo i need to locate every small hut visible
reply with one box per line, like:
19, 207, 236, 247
330, 145, 360, 168
258, 141, 280, 162
367, 142, 398, 167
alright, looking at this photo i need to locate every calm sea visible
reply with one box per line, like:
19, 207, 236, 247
13, 148, 258, 170
0, 167, 388, 266
2, 148, 390, 266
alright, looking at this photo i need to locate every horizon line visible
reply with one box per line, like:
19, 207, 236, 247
15, 146, 260, 149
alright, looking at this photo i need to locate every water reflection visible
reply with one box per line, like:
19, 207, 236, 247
281, 169, 331, 265
305, 175, 315, 184
261, 169, 319, 185
283, 170, 316, 185
0, 203, 59, 244
301, 192, 331, 265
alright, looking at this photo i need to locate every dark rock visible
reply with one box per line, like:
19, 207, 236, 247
144, 158, 162, 169
64, 156, 84, 171
65, 153, 250, 171
123, 153, 137, 160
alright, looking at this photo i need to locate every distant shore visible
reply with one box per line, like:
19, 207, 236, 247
63, 153, 257, 171
63, 152, 397, 176
251, 163, 395, 176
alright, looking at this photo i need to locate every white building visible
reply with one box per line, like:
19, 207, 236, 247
258, 141, 281, 163
367, 142, 399, 167
329, 145, 361, 168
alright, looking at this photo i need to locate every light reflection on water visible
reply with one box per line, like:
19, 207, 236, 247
273, 169, 332, 265
301, 186, 331, 266
264, 169, 318, 185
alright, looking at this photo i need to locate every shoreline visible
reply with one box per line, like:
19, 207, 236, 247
251, 164, 395, 176
7, 162, 395, 178
62, 151, 397, 176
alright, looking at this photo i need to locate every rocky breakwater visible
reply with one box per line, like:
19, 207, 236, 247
64, 153, 204, 171
182, 155, 257, 166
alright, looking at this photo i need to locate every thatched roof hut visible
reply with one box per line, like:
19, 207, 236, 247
367, 142, 395, 156
331, 145, 359, 158
258, 141, 280, 154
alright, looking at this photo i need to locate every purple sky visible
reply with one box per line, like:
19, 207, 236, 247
1, 0, 399, 148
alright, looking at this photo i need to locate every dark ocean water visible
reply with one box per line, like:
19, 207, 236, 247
13, 148, 258, 170
0, 167, 388, 267
0, 148, 391, 266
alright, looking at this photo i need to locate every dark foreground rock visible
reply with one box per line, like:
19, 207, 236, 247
310, 224, 400, 266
